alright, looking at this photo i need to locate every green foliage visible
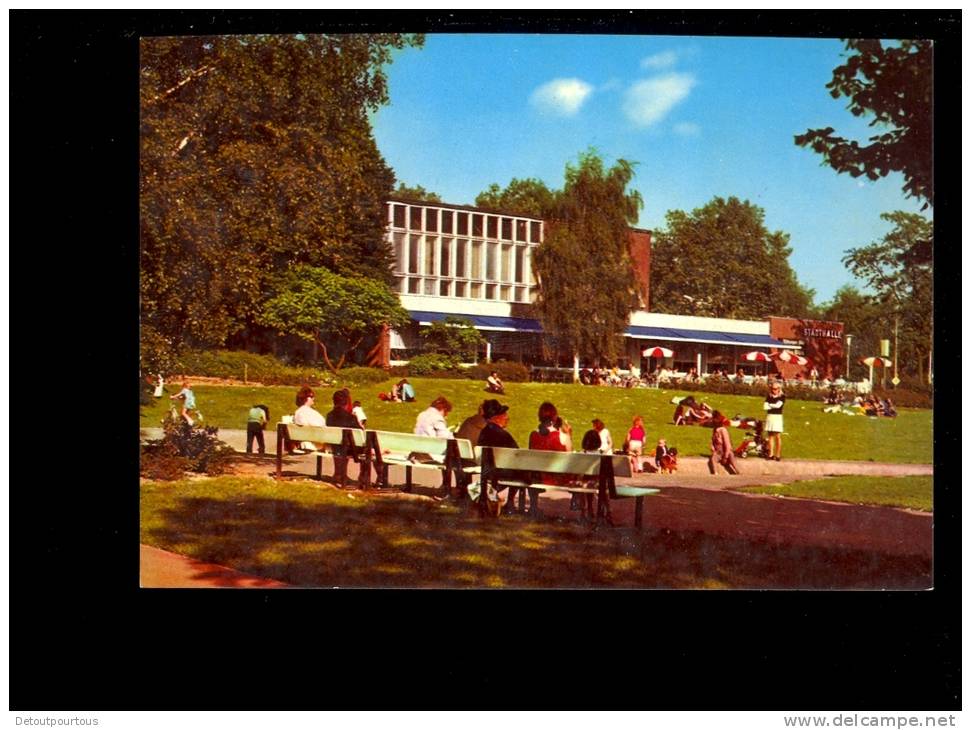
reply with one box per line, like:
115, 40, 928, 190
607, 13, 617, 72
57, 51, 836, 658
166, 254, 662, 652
405, 353, 462, 375
474, 178, 559, 218
260, 265, 411, 372
795, 39, 932, 208
140, 33, 424, 355
843, 212, 933, 383
650, 196, 814, 318
420, 316, 486, 360
532, 151, 642, 364
178, 349, 334, 386
141, 414, 236, 479
335, 366, 392, 387
467, 359, 531, 383
393, 183, 442, 202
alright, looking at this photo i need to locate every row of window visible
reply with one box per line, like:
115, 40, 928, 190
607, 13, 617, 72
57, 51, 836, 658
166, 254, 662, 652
391, 233, 532, 285
395, 276, 535, 303
388, 203, 542, 244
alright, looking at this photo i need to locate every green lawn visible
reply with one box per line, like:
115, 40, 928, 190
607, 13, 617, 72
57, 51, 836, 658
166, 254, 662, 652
735, 475, 933, 512
140, 475, 930, 589
141, 376, 933, 464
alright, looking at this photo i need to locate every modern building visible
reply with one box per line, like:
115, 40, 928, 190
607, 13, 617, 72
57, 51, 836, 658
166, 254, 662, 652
383, 197, 844, 377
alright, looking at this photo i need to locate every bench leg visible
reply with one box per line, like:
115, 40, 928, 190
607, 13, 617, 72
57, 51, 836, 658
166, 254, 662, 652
316, 455, 323, 481
404, 465, 413, 493
634, 496, 643, 529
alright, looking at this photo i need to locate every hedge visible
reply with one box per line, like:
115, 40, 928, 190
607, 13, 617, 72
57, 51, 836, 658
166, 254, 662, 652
176, 349, 335, 386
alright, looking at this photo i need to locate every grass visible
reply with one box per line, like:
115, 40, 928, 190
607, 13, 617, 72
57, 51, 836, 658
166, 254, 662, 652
140, 474, 930, 589
735, 475, 933, 512
140, 376, 933, 464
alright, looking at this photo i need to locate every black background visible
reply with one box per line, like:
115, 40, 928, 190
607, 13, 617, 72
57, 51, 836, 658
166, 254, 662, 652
9, 10, 960, 711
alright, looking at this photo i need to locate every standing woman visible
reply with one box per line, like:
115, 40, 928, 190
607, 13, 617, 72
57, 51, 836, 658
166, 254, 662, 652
626, 416, 646, 473
763, 381, 786, 461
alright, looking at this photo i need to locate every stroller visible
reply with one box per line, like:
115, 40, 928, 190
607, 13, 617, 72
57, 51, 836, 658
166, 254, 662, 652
732, 416, 770, 459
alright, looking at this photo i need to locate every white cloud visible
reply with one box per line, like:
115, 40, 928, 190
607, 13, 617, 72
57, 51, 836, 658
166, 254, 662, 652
624, 73, 697, 128
641, 50, 679, 70
530, 78, 594, 116
673, 122, 700, 136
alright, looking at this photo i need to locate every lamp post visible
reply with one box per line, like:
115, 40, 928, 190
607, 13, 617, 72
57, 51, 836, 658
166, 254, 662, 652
845, 334, 853, 380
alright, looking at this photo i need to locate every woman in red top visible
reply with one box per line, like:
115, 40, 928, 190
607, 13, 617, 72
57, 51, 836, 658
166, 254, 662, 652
527, 401, 568, 518
626, 415, 646, 473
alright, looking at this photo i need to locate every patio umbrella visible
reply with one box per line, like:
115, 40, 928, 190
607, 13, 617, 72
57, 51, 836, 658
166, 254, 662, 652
861, 356, 892, 386
772, 350, 809, 366
742, 351, 771, 362
642, 346, 674, 358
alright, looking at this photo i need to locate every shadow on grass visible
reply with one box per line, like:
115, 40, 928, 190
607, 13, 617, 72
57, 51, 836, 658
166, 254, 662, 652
141, 478, 931, 590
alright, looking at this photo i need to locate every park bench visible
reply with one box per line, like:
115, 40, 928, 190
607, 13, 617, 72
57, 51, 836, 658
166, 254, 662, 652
275, 423, 369, 489
476, 446, 659, 528
366, 430, 475, 496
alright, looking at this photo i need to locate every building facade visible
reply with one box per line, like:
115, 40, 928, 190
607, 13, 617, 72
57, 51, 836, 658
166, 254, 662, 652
383, 197, 837, 377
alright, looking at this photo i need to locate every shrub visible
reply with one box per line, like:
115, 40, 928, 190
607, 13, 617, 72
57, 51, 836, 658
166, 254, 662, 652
406, 353, 462, 376
140, 414, 236, 480
337, 366, 391, 387
872, 387, 932, 409
467, 360, 531, 383
177, 349, 334, 386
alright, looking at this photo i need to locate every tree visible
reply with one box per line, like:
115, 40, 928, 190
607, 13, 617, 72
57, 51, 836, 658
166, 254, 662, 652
259, 266, 412, 372
531, 151, 642, 375
650, 197, 814, 319
795, 39, 933, 208
420, 316, 486, 362
842, 211, 933, 383
393, 183, 442, 203
474, 178, 559, 218
140, 33, 424, 365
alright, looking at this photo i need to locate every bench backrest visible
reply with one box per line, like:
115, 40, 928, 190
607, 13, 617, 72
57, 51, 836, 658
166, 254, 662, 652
368, 430, 474, 460
473, 447, 633, 478
280, 423, 366, 448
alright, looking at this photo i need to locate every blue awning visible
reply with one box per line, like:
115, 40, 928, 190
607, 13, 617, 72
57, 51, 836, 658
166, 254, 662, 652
408, 310, 543, 333
408, 310, 796, 347
625, 325, 796, 349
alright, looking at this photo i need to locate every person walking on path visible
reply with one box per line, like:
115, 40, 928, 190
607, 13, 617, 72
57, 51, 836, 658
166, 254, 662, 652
246, 404, 269, 455
626, 415, 646, 473
708, 411, 740, 475
764, 381, 786, 461
170, 380, 198, 425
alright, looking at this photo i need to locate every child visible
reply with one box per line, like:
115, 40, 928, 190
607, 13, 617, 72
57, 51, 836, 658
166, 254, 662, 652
572, 428, 612, 524
708, 411, 740, 475
654, 438, 671, 472
246, 404, 269, 455
169, 380, 198, 425
352, 400, 367, 428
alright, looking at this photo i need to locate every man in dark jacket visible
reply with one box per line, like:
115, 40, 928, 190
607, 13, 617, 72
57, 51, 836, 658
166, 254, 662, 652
477, 399, 526, 515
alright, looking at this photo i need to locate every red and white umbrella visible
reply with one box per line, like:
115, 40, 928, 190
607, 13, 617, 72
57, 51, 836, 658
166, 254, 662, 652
742, 351, 771, 362
861, 356, 892, 367
772, 350, 809, 366
642, 346, 674, 358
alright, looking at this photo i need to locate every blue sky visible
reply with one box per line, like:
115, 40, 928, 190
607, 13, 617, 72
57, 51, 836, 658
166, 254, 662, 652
371, 34, 928, 306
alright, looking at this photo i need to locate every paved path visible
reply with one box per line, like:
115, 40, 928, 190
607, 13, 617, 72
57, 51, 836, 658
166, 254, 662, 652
140, 544, 288, 588
140, 428, 933, 587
